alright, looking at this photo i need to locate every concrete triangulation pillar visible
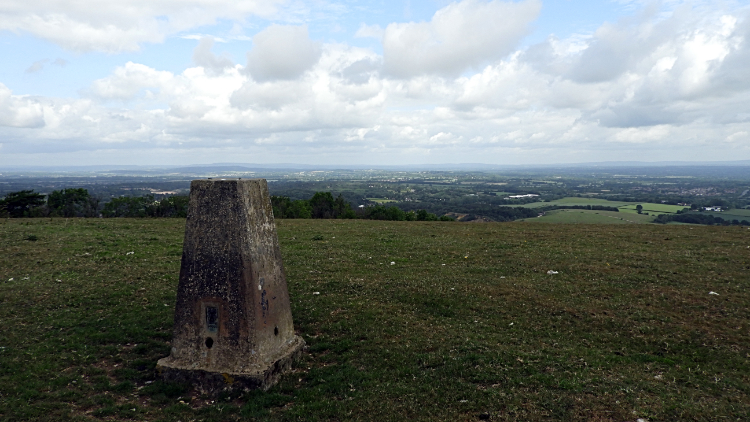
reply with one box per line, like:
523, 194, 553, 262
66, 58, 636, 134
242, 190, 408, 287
157, 179, 305, 394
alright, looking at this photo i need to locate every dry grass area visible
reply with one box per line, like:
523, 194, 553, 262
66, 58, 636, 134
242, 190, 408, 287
1, 218, 749, 421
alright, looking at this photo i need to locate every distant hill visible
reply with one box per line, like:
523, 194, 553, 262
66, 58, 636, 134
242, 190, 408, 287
3, 160, 750, 174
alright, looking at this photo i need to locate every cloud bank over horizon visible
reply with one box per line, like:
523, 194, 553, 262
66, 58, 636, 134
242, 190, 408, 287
1, 0, 750, 166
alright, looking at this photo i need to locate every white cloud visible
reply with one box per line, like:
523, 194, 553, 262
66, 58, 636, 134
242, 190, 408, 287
382, 0, 541, 78
89, 62, 175, 100
193, 37, 235, 75
246, 25, 322, 81
25, 57, 69, 74
0, 84, 45, 128
0, 0, 285, 52
25, 59, 49, 73
3, 1, 750, 165
230, 78, 313, 111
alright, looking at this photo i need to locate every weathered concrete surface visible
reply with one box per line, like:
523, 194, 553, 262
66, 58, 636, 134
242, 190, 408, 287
157, 179, 305, 394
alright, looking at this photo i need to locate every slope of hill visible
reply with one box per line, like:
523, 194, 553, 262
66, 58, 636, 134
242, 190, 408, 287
1, 219, 749, 421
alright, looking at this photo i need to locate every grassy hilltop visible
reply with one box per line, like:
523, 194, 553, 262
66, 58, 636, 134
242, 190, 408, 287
1, 218, 749, 421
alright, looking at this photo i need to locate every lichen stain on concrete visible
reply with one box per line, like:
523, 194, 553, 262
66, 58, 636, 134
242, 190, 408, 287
156, 179, 305, 394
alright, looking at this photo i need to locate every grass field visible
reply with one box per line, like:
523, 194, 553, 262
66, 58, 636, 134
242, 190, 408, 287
520, 209, 654, 224
518, 198, 635, 209
518, 197, 688, 215
2, 218, 750, 421
619, 204, 687, 215
516, 197, 694, 223
700, 209, 750, 222
366, 198, 397, 203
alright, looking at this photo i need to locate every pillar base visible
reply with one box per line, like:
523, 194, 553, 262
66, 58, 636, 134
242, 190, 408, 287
156, 335, 305, 395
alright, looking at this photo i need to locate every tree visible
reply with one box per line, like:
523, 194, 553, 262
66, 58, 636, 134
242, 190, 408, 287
333, 194, 356, 219
271, 196, 293, 218
154, 195, 189, 217
309, 192, 335, 218
636, 204, 643, 214
0, 190, 45, 217
102, 196, 152, 217
271, 196, 312, 219
287, 200, 312, 219
308, 192, 355, 219
363, 204, 405, 221
416, 209, 438, 221
47, 188, 99, 217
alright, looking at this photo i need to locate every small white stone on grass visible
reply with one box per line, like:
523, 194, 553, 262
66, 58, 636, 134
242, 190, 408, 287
390, 261, 395, 265
126, 251, 134, 255
313, 292, 320, 295
547, 270, 558, 275
8, 278, 13, 282
709, 291, 719, 295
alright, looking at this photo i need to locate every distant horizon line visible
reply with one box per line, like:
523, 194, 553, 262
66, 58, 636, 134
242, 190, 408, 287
3, 159, 750, 172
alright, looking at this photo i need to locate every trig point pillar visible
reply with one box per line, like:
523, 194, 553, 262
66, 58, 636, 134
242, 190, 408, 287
157, 179, 305, 394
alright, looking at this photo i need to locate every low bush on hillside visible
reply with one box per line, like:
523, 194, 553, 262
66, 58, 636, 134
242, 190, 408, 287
654, 212, 750, 226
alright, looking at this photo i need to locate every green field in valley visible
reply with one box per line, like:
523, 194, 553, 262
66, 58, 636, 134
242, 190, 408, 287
2, 218, 750, 421
366, 198, 397, 203
699, 208, 750, 222
619, 203, 687, 215
520, 209, 655, 224
517, 197, 636, 209
515, 197, 693, 223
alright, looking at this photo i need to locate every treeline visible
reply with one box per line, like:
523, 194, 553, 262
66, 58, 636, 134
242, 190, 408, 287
102, 195, 189, 218
397, 202, 538, 222
271, 192, 356, 219
271, 193, 454, 221
0, 188, 189, 218
0, 189, 100, 218
1, 188, 455, 222
654, 213, 750, 226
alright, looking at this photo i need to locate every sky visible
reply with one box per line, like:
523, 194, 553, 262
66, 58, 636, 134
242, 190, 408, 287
1, 0, 750, 167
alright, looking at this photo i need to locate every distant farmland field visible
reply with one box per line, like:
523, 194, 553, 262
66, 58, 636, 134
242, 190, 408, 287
366, 197, 397, 203
699, 208, 750, 221
520, 209, 653, 224
515, 197, 692, 223
517, 197, 635, 208
619, 203, 687, 214
2, 219, 749, 421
